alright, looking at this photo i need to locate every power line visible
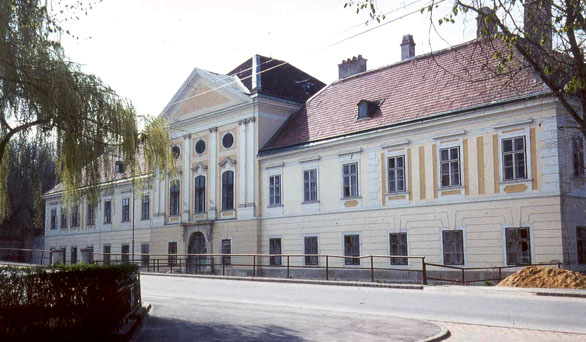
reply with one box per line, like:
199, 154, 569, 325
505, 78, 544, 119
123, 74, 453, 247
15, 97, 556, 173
162, 0, 443, 112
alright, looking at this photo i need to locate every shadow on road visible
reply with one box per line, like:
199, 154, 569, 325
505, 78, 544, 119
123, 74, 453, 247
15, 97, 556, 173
136, 315, 306, 342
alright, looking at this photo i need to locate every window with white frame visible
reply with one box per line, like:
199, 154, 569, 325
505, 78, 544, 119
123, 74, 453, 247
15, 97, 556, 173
222, 171, 234, 211
344, 234, 360, 265
442, 230, 464, 265
71, 205, 79, 227
440, 147, 461, 187
342, 163, 359, 198
577, 227, 586, 264
60, 207, 67, 228
50, 208, 57, 229
141, 243, 150, 267
141, 195, 150, 220
387, 155, 406, 193
221, 239, 232, 265
194, 176, 206, 214
502, 136, 527, 181
87, 203, 95, 226
573, 136, 585, 178
269, 238, 282, 265
168, 242, 177, 267
269, 175, 281, 206
103, 200, 112, 224
122, 198, 130, 222
304, 236, 318, 266
505, 227, 531, 265
170, 180, 180, 216
303, 169, 318, 202
389, 232, 408, 265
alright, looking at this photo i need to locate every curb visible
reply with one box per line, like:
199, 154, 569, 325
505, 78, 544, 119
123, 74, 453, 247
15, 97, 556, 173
535, 292, 586, 299
419, 322, 451, 342
140, 272, 424, 290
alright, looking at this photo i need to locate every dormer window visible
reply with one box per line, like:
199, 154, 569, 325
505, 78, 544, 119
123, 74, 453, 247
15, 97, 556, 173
115, 161, 125, 173
357, 100, 378, 120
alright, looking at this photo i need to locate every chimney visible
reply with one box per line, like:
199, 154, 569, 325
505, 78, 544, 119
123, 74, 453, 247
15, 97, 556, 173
251, 54, 262, 92
400, 34, 416, 61
476, 7, 498, 38
524, 0, 552, 50
338, 55, 367, 79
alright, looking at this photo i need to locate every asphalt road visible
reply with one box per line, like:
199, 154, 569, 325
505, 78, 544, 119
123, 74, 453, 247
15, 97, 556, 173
137, 275, 586, 339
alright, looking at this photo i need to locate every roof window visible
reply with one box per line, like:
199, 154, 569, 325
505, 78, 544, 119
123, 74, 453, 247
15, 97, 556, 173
115, 161, 125, 174
357, 100, 380, 120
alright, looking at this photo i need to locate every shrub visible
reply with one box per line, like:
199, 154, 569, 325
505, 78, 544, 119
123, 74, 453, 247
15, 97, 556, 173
0, 264, 140, 340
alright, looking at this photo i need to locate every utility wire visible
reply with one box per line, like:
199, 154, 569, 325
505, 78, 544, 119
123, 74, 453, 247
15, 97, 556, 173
162, 0, 445, 113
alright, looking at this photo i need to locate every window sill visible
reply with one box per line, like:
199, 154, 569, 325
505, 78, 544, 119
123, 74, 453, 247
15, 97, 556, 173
267, 204, 283, 208
121, 220, 130, 223
302, 200, 320, 204
140, 218, 150, 221
341, 196, 362, 200
385, 191, 408, 196
500, 178, 531, 184
439, 185, 464, 191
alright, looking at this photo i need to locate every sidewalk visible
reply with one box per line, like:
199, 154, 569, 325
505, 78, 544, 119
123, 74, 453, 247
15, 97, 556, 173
141, 271, 586, 298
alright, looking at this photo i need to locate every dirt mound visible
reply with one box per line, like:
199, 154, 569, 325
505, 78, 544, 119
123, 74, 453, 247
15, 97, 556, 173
497, 266, 586, 289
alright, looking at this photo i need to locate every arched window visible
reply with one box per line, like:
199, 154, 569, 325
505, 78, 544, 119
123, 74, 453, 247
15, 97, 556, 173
222, 171, 234, 211
170, 180, 180, 216
194, 176, 206, 214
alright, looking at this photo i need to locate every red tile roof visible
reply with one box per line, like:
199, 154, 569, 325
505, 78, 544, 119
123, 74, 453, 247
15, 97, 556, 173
264, 39, 547, 151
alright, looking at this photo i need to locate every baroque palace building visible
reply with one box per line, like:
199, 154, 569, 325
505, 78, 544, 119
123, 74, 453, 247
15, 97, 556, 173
44, 21, 586, 277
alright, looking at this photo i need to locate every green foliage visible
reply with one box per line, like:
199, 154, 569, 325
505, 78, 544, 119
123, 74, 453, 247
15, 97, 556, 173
0, 0, 172, 224
0, 264, 140, 340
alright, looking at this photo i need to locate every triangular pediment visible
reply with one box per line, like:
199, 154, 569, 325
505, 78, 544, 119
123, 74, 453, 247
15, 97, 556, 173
162, 68, 251, 124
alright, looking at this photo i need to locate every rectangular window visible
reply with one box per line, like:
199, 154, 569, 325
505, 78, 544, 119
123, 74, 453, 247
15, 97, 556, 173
304, 236, 318, 266
71, 247, 77, 265
121, 244, 129, 264
505, 227, 531, 265
442, 230, 464, 265
344, 234, 360, 265
303, 169, 318, 202
50, 209, 57, 230
573, 137, 585, 177
577, 227, 586, 264
221, 239, 232, 265
81, 247, 93, 264
387, 156, 406, 193
221, 172, 234, 211
141, 195, 150, 220
141, 243, 150, 268
103, 245, 111, 265
389, 233, 408, 265
87, 203, 95, 226
269, 175, 281, 206
104, 200, 112, 224
502, 136, 527, 181
70, 205, 79, 228
269, 238, 282, 266
170, 180, 180, 216
342, 163, 359, 198
440, 147, 461, 187
60, 207, 67, 228
168, 241, 177, 267
194, 176, 206, 214
122, 198, 130, 222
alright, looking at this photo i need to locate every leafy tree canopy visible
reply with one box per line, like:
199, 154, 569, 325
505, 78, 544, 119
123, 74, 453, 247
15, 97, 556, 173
0, 0, 172, 226
346, 0, 586, 133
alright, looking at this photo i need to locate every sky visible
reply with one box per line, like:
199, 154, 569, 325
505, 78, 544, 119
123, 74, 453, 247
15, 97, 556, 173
52, 0, 478, 117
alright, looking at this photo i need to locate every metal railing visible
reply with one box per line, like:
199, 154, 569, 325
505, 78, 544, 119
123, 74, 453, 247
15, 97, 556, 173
0, 247, 567, 286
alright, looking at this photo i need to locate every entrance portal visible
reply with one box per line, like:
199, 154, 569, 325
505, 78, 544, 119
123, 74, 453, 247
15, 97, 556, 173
187, 232, 210, 273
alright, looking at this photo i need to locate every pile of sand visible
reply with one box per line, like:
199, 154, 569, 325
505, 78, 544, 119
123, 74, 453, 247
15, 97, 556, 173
497, 266, 586, 289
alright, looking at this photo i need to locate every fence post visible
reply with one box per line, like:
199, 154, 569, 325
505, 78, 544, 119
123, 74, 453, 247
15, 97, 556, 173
287, 256, 290, 278
157, 259, 160, 273
461, 268, 466, 286
370, 256, 374, 282
422, 257, 427, 285
222, 256, 225, 276
179, 258, 182, 273
41, 251, 44, 266
326, 255, 329, 281
558, 262, 562, 269
170, 258, 173, 274
253, 255, 256, 277
498, 267, 502, 282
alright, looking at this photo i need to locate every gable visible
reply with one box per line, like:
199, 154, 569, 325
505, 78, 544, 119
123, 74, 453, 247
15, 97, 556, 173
163, 68, 251, 124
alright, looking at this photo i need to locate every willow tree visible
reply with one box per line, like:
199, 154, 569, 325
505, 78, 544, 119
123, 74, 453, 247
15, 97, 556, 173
346, 0, 586, 134
0, 0, 172, 226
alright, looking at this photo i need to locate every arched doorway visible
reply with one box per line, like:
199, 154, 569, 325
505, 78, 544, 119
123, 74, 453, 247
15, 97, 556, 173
187, 232, 207, 274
